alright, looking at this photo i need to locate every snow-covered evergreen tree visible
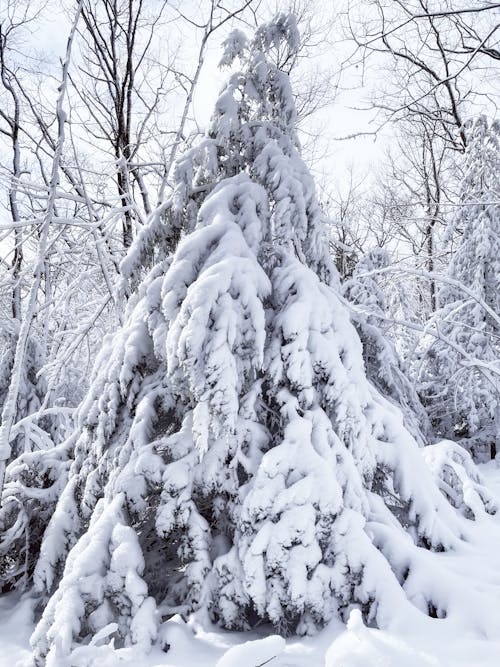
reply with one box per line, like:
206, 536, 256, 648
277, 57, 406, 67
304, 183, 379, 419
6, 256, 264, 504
343, 248, 432, 445
419, 116, 500, 459
1, 15, 493, 664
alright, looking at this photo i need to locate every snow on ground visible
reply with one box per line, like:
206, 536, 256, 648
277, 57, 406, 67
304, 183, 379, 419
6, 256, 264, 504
0, 593, 35, 666
2, 461, 500, 667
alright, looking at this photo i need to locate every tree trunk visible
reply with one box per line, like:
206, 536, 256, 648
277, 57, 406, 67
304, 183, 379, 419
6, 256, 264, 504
493, 404, 500, 460
426, 221, 436, 312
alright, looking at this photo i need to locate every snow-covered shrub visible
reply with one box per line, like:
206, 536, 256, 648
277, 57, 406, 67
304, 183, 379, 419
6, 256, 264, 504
343, 248, 432, 445
0, 440, 73, 592
6, 13, 490, 662
422, 440, 497, 519
0, 321, 75, 593
418, 117, 500, 459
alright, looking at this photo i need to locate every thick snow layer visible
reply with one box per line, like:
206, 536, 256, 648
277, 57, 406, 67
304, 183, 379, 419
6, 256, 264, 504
0, 593, 34, 666
214, 635, 286, 666
3, 462, 500, 667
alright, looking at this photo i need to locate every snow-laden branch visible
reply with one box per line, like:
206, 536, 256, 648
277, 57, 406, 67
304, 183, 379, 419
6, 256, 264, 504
9, 407, 75, 443
356, 265, 500, 331
340, 296, 500, 393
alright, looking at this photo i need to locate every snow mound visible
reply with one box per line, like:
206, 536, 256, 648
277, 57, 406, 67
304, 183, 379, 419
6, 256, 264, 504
325, 609, 441, 667
216, 635, 286, 667
0, 593, 34, 667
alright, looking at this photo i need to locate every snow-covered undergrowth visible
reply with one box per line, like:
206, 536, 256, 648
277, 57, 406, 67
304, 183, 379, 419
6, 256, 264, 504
422, 440, 497, 518
3, 458, 500, 666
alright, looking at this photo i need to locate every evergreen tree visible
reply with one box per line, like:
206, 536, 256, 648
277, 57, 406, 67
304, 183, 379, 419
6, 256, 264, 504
419, 117, 500, 459
0, 16, 488, 664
